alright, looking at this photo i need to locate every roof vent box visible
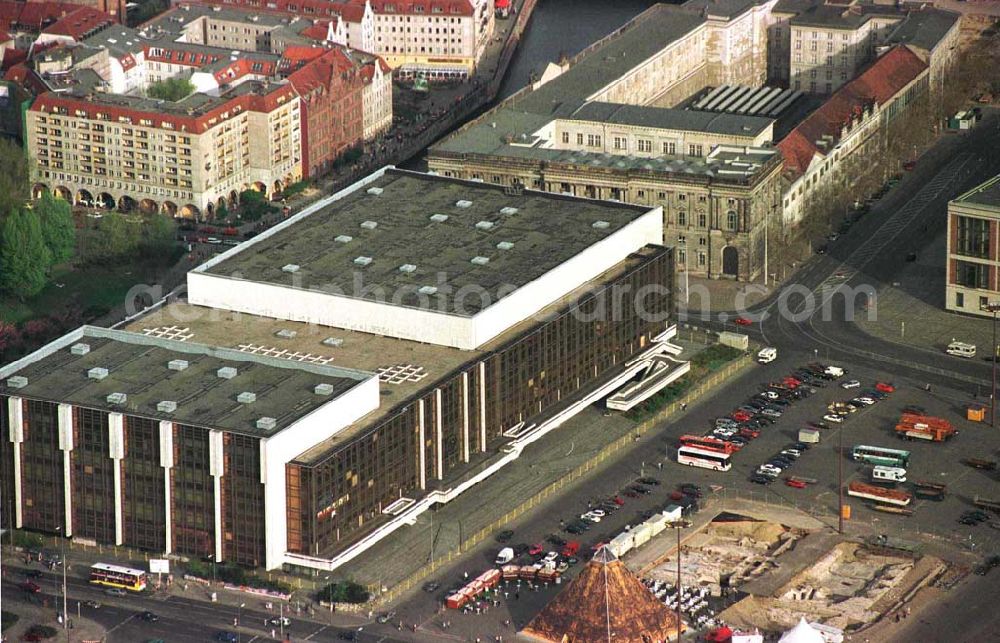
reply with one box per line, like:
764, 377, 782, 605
360, 220, 378, 230
418, 285, 438, 295
499, 207, 519, 216
275, 329, 298, 339
157, 400, 177, 413
88, 367, 109, 381
106, 392, 127, 405
5, 375, 28, 389
455, 199, 473, 208
335, 235, 353, 244
322, 337, 344, 348
475, 220, 495, 231
237, 391, 257, 404
471, 256, 490, 265
217, 366, 238, 379
399, 263, 417, 273
496, 241, 514, 251
592, 220, 611, 229
168, 359, 189, 371
282, 264, 300, 273
256, 416, 277, 431
314, 383, 335, 396
70, 343, 91, 355
429, 213, 449, 223
354, 256, 373, 266
366, 187, 383, 196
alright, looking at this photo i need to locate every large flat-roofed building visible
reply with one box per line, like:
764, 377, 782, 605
3, 169, 684, 571
0, 326, 378, 569
946, 174, 1000, 317
428, 2, 784, 282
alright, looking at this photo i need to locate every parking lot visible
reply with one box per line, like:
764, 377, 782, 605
375, 349, 999, 641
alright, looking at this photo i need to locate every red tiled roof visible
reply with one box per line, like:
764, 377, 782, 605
41, 6, 113, 39
287, 46, 361, 97
368, 0, 472, 16
1, 47, 28, 72
299, 20, 332, 41
778, 46, 927, 178
281, 45, 326, 64
15, 2, 83, 31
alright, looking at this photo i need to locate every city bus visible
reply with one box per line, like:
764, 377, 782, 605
89, 563, 147, 591
677, 445, 732, 471
852, 445, 910, 468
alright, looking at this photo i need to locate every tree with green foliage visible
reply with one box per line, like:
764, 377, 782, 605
318, 580, 369, 604
147, 77, 195, 102
238, 189, 276, 222
80, 213, 140, 264
142, 214, 176, 255
0, 209, 51, 298
0, 137, 29, 217
34, 191, 75, 264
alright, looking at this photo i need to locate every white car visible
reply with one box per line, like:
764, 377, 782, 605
581, 512, 602, 523
854, 397, 876, 406
841, 380, 861, 389
757, 464, 782, 477
589, 509, 606, 517
543, 551, 559, 563
822, 414, 844, 424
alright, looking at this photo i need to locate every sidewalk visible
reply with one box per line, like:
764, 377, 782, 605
1, 592, 106, 643
856, 227, 996, 359
677, 276, 776, 316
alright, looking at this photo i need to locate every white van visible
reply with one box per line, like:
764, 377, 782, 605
757, 347, 777, 364
946, 341, 976, 358
872, 466, 907, 483
824, 365, 845, 378
494, 547, 514, 565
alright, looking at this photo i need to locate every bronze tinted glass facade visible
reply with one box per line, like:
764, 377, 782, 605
222, 433, 265, 567
21, 399, 63, 533
289, 246, 674, 557
72, 407, 116, 543
172, 424, 215, 559
122, 415, 166, 552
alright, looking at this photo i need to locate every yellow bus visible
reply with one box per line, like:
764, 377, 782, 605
89, 563, 147, 591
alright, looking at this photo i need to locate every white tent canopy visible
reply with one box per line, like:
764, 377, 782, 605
778, 618, 825, 643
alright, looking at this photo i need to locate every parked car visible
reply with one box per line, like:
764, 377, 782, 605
822, 414, 844, 424
680, 483, 702, 497
215, 633, 239, 643
422, 582, 441, 593
546, 534, 567, 547
376, 611, 397, 624
785, 478, 808, 489
841, 380, 861, 389
495, 530, 514, 543
139, 612, 159, 623
528, 543, 544, 556
734, 317, 752, 326
750, 473, 773, 485
104, 588, 126, 597
638, 477, 661, 486
875, 382, 896, 393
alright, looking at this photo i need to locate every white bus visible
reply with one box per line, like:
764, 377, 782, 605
872, 465, 907, 483
677, 445, 732, 471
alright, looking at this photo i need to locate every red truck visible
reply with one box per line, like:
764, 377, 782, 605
561, 541, 580, 557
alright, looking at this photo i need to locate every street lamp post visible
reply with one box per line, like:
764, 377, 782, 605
984, 302, 1000, 427
55, 527, 67, 632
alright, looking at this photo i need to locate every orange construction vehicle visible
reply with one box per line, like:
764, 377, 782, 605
894, 413, 957, 442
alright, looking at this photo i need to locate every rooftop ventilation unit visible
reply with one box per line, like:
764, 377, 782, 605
5, 375, 28, 389
217, 366, 238, 379
237, 391, 257, 404
399, 263, 417, 273
475, 220, 495, 231
496, 241, 514, 251
157, 400, 177, 413
366, 187, 383, 196
471, 256, 490, 265
335, 235, 353, 244
282, 264, 300, 273
168, 359, 189, 371
418, 285, 438, 295
314, 383, 335, 396
592, 220, 611, 229
275, 329, 297, 339
499, 207, 519, 216
429, 213, 449, 223
256, 417, 277, 431
106, 392, 127, 405
360, 220, 378, 230
354, 256, 373, 266
88, 367, 109, 381
455, 200, 473, 208
322, 337, 344, 348
70, 343, 91, 355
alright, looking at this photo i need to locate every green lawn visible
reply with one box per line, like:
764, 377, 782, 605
0, 263, 159, 324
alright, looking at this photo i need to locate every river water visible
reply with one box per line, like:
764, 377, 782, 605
498, 0, 659, 99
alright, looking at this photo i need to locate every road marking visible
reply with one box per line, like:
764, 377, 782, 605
304, 625, 327, 640
104, 613, 136, 636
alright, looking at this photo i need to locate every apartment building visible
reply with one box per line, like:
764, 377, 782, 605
946, 175, 1000, 317
361, 54, 392, 138
26, 82, 302, 217
190, 0, 495, 78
